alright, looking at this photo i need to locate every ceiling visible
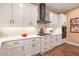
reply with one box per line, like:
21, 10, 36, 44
46, 3, 79, 13
34, 3, 79, 13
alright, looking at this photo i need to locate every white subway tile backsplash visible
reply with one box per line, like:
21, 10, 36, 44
0, 27, 36, 36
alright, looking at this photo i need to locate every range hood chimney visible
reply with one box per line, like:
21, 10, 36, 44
37, 3, 50, 24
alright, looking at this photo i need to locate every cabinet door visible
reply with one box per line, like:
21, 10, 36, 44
6, 46, 24, 56
41, 41, 49, 52
33, 43, 40, 54
2, 40, 25, 56
51, 35, 57, 47
58, 14, 67, 27
13, 3, 23, 27
47, 35, 55, 50
53, 35, 59, 46
56, 34, 63, 45
24, 38, 40, 56
24, 38, 34, 56
23, 4, 37, 27
49, 12, 58, 27
24, 43, 33, 56
41, 37, 49, 53
23, 4, 32, 27
33, 38, 40, 54
31, 5, 38, 27
0, 3, 12, 26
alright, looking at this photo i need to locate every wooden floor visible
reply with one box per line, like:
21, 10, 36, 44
41, 43, 79, 56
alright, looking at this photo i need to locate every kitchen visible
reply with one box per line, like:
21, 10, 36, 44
0, 3, 78, 56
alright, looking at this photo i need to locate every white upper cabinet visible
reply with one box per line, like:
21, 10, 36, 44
23, 4, 32, 27
23, 4, 38, 27
0, 3, 38, 27
31, 4, 38, 27
58, 14, 67, 27
13, 3, 24, 27
49, 11, 58, 28
49, 12, 67, 27
0, 4, 12, 26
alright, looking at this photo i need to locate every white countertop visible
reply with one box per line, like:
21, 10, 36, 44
0, 35, 41, 46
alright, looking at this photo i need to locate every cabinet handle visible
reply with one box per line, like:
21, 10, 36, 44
10, 20, 11, 24
56, 38, 57, 41
12, 20, 14, 24
22, 46, 24, 50
45, 48, 47, 49
14, 42, 19, 44
10, 20, 14, 24
45, 42, 47, 44
32, 39, 35, 42
32, 43, 36, 47
13, 20, 14, 24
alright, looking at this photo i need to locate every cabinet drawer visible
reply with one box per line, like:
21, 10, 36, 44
2, 40, 24, 47
25, 38, 40, 44
24, 38, 35, 45
47, 35, 52, 40
34, 37, 40, 43
41, 36, 48, 41
25, 37, 40, 43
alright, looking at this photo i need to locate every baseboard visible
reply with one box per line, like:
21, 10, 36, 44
67, 41, 79, 46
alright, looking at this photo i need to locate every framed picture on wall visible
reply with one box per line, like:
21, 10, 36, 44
70, 17, 79, 33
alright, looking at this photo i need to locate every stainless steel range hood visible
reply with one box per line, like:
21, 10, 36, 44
37, 3, 50, 24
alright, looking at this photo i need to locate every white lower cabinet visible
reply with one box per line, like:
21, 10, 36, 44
40, 36, 50, 53
33, 42, 40, 54
40, 34, 64, 54
55, 34, 64, 46
24, 44, 33, 56
57, 34, 64, 44
24, 38, 40, 56
2, 40, 24, 56
41, 35, 55, 53
33, 38, 40, 54
48, 35, 56, 50
24, 38, 34, 56
2, 37, 40, 56
1, 34, 64, 56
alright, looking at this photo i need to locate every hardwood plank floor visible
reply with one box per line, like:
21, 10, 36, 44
41, 43, 79, 56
